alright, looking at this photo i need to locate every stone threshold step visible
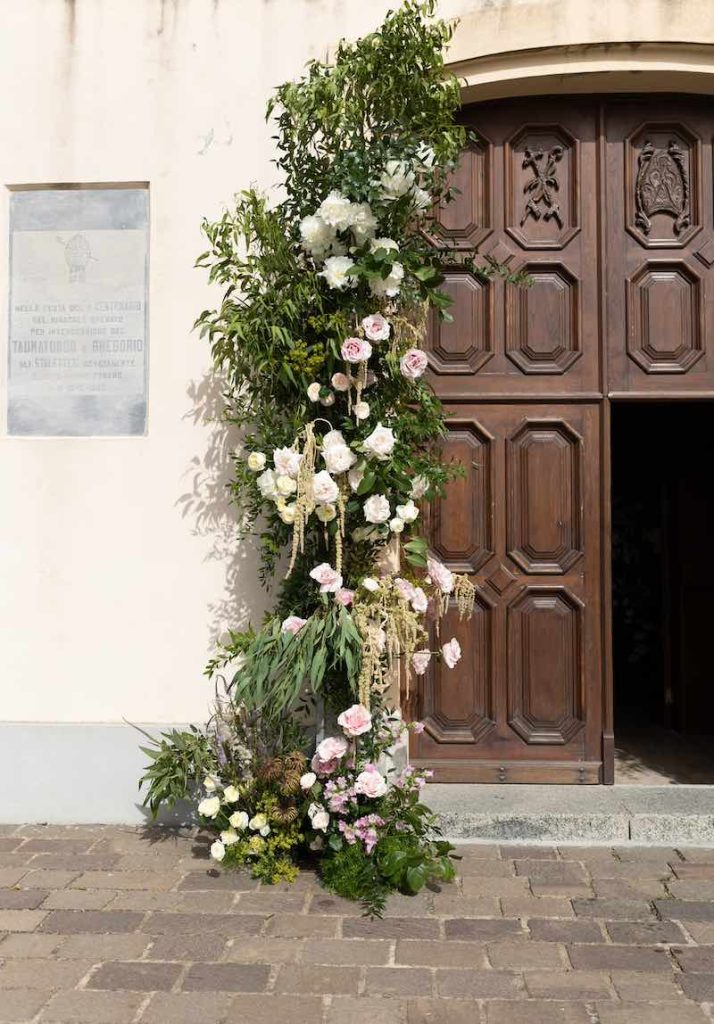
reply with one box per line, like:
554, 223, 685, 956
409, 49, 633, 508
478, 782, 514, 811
426, 783, 714, 844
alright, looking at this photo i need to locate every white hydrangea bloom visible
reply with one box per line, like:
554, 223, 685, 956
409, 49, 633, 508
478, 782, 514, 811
317, 191, 354, 231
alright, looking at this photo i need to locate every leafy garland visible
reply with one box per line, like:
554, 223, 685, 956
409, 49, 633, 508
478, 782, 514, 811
141, 0, 520, 913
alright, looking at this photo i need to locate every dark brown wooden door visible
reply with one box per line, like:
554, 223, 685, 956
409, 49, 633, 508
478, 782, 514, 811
416, 95, 714, 783
606, 99, 714, 396
412, 404, 603, 782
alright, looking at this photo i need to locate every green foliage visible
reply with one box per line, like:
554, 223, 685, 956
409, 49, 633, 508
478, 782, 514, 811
137, 726, 215, 819
320, 841, 390, 918
227, 602, 362, 720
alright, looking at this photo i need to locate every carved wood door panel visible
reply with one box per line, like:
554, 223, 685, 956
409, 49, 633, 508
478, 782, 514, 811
424, 98, 600, 398
606, 98, 714, 394
411, 403, 603, 783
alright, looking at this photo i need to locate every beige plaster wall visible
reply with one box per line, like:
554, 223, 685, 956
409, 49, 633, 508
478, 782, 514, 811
0, 0, 711, 725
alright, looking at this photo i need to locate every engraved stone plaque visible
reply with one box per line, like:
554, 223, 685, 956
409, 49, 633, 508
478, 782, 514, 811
8, 186, 149, 435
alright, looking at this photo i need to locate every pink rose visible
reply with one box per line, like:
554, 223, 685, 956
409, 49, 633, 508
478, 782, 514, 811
399, 348, 429, 380
411, 720, 426, 734
341, 337, 373, 363
316, 735, 349, 762
410, 587, 428, 614
442, 638, 462, 669
412, 650, 432, 675
361, 313, 391, 342
331, 372, 350, 392
394, 577, 416, 602
281, 615, 308, 635
335, 588, 354, 607
337, 704, 372, 738
309, 562, 343, 593
354, 765, 388, 798
427, 556, 454, 595
311, 752, 338, 776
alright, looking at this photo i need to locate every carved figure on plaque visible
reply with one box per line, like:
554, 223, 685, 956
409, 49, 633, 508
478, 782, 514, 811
635, 139, 690, 236
520, 145, 564, 229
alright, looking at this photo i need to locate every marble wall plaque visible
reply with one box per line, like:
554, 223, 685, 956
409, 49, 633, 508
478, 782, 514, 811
8, 186, 149, 436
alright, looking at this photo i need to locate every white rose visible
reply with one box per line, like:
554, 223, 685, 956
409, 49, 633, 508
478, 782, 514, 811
323, 444, 356, 474
316, 504, 337, 523
198, 796, 221, 819
389, 517, 405, 534
350, 202, 378, 244
364, 494, 391, 524
412, 650, 432, 676
299, 213, 335, 256
410, 475, 429, 499
354, 401, 370, 421
361, 577, 381, 592
318, 191, 354, 231
370, 262, 404, 297
412, 186, 432, 214
396, 499, 419, 523
380, 159, 416, 199
411, 587, 428, 613
320, 255, 357, 290
220, 829, 239, 846
307, 382, 322, 402
300, 772, 317, 790
229, 810, 249, 830
249, 813, 268, 831
322, 430, 345, 450
442, 638, 462, 669
256, 469, 279, 501
210, 840, 226, 862
348, 466, 365, 492
203, 776, 219, 792
311, 808, 330, 832
313, 470, 339, 505
370, 237, 399, 254
363, 423, 396, 460
320, 392, 336, 407
279, 503, 296, 525
247, 452, 266, 472
276, 474, 297, 497
222, 785, 240, 804
273, 447, 302, 479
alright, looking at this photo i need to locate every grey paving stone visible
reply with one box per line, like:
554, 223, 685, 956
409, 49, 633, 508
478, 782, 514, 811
88, 960, 183, 992
0, 957, 94, 989
225, 994, 325, 1024
39, 910, 143, 934
274, 964, 360, 995
604, 920, 687, 943
0, 889, 48, 909
436, 967, 524, 998
572, 899, 654, 920
39, 990, 145, 1023
655, 899, 714, 921
140, 992, 234, 1024
0, 988, 52, 1022
182, 962, 271, 992
444, 918, 522, 941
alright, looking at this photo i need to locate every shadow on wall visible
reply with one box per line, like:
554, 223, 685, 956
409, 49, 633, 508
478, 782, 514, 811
177, 369, 270, 651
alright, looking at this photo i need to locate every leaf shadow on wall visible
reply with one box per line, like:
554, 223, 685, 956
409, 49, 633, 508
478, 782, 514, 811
177, 370, 270, 650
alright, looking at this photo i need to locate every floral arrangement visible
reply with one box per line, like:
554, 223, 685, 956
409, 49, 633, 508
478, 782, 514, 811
140, 1, 519, 914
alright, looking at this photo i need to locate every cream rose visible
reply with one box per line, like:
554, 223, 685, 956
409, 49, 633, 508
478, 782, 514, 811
396, 499, 419, 523
354, 401, 370, 421
307, 382, 322, 402
389, 517, 404, 534
316, 504, 336, 523
380, 159, 416, 198
222, 785, 240, 803
198, 796, 221, 819
300, 772, 317, 790
331, 372, 350, 392
273, 446, 302, 478
313, 470, 339, 505
363, 423, 396, 460
256, 469, 279, 501
323, 444, 356, 474
220, 829, 239, 846
363, 494, 390, 524
276, 474, 297, 497
247, 452, 266, 472
229, 810, 249, 830
410, 475, 429, 499
410, 587, 428, 614
210, 840, 226, 862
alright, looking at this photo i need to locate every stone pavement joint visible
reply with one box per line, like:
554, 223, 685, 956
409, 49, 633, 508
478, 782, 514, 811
0, 826, 713, 1021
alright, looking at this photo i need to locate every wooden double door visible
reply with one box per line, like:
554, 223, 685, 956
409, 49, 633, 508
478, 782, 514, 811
412, 96, 714, 783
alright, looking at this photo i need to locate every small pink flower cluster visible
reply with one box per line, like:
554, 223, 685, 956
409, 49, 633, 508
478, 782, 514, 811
393, 764, 432, 792
339, 814, 386, 853
324, 776, 358, 815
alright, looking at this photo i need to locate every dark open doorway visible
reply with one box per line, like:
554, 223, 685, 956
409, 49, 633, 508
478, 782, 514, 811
612, 401, 714, 783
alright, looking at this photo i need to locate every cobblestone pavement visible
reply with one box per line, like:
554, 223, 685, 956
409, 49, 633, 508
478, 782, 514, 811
1, 827, 714, 1022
